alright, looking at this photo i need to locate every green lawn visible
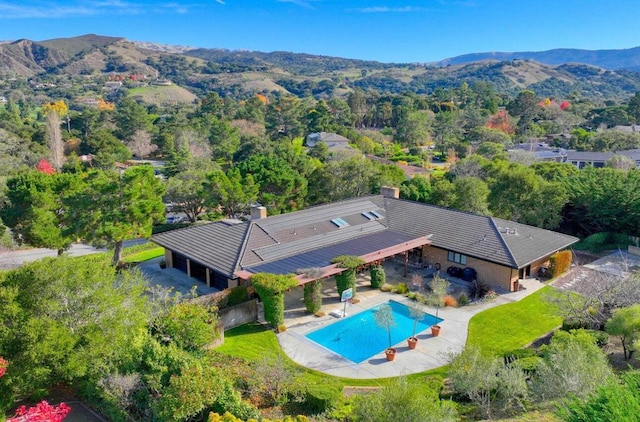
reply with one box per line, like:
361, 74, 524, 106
122, 246, 164, 263
467, 286, 562, 355
214, 287, 562, 388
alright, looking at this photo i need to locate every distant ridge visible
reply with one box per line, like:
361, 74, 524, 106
439, 46, 640, 70
1, 34, 640, 101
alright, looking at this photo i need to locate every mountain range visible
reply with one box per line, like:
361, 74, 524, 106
438, 46, 640, 71
1, 34, 639, 102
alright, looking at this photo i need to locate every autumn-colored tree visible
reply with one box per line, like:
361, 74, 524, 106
255, 93, 269, 105
36, 158, 55, 175
486, 110, 514, 135
42, 100, 68, 117
97, 98, 115, 111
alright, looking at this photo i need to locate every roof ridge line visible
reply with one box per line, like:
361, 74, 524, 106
489, 217, 519, 268
234, 221, 255, 273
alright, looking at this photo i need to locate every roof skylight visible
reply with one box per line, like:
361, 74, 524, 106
331, 217, 350, 228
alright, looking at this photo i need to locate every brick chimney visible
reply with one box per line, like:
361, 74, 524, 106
251, 206, 267, 220
380, 186, 400, 199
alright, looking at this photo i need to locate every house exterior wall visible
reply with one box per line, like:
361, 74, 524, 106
423, 246, 516, 291
527, 256, 551, 279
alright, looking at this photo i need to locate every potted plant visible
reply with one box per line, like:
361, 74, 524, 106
407, 301, 426, 349
374, 302, 397, 361
426, 275, 449, 337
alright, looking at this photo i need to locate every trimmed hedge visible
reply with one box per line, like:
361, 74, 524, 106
251, 273, 298, 328
549, 250, 572, 277
370, 265, 386, 288
331, 255, 365, 298
335, 269, 356, 298
303, 280, 323, 314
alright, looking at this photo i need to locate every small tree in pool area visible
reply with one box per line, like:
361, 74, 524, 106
427, 275, 449, 322
331, 255, 365, 298
374, 302, 397, 352
409, 301, 426, 341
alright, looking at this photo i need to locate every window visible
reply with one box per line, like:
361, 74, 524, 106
447, 251, 467, 265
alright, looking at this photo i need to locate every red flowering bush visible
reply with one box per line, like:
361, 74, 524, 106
0, 356, 7, 378
8, 401, 71, 422
35, 158, 55, 175
0, 357, 71, 422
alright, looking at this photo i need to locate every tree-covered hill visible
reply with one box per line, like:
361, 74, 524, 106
1, 34, 640, 102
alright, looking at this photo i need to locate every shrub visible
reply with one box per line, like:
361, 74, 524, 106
549, 250, 573, 277
503, 348, 537, 365
155, 302, 219, 351
370, 265, 386, 288
251, 273, 298, 328
583, 329, 609, 347
575, 232, 630, 253
303, 280, 323, 314
512, 356, 541, 376
301, 383, 343, 415
458, 293, 469, 306
227, 286, 248, 307
380, 283, 393, 292
335, 270, 356, 298
468, 280, 491, 299
396, 282, 408, 294
443, 295, 458, 307
332, 255, 365, 298
562, 317, 592, 331
406, 292, 417, 300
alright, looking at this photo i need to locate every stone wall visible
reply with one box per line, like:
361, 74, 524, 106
218, 299, 259, 330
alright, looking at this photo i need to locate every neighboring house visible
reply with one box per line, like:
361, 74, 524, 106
305, 132, 357, 157
509, 142, 568, 163
565, 150, 640, 169
565, 151, 614, 168
152, 187, 578, 292
510, 142, 640, 169
613, 125, 640, 133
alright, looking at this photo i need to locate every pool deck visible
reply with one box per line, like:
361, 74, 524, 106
274, 274, 546, 379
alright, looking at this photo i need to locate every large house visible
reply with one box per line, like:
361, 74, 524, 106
152, 187, 578, 292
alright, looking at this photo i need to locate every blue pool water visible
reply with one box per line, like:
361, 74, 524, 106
306, 300, 442, 363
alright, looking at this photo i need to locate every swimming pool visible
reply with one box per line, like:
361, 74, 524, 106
305, 300, 442, 363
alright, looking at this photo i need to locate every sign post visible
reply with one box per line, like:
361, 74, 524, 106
340, 288, 353, 318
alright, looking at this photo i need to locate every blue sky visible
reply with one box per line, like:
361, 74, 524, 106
1, 0, 639, 63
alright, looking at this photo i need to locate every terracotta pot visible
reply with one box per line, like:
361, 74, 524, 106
385, 348, 397, 361
431, 325, 441, 337
407, 336, 418, 349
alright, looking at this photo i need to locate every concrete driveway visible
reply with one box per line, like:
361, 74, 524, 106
137, 257, 219, 297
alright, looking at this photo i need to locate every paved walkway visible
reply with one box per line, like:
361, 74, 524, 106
276, 270, 546, 379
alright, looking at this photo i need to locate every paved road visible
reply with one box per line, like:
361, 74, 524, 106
0, 239, 148, 268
